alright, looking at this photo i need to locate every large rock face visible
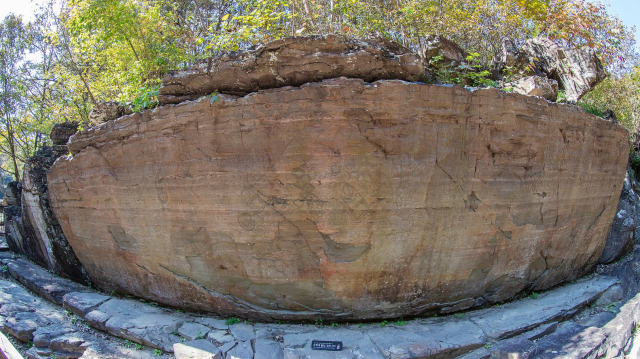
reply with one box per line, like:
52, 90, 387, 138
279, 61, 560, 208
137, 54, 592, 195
48, 77, 628, 321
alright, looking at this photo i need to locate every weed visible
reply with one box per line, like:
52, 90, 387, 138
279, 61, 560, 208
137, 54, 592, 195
135, 343, 143, 350
484, 343, 493, 349
225, 317, 241, 325
124, 340, 134, 349
171, 330, 179, 336
606, 303, 617, 313
70, 317, 78, 324
132, 84, 160, 112
149, 302, 158, 308
393, 319, 408, 326
110, 290, 116, 296
453, 313, 464, 319
529, 292, 539, 299
331, 323, 338, 328
314, 318, 323, 327
27, 341, 34, 348
0, 265, 7, 271
556, 90, 567, 103
379, 320, 389, 327
209, 91, 221, 104
153, 349, 163, 356
196, 331, 204, 339
50, 354, 57, 359
579, 102, 606, 117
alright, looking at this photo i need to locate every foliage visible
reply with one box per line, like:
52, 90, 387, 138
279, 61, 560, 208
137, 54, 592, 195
0, 14, 45, 181
225, 317, 242, 325
581, 67, 640, 133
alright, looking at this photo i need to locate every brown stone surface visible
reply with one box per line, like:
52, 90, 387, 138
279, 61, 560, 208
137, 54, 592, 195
158, 35, 426, 105
48, 78, 628, 321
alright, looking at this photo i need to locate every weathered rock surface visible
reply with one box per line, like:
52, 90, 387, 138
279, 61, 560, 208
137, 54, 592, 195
467, 275, 616, 339
50, 122, 79, 146
506, 75, 559, 101
3, 182, 29, 258
158, 35, 426, 104
8, 258, 86, 305
422, 35, 469, 66
600, 176, 638, 263
19, 148, 88, 281
0, 280, 163, 359
49, 76, 629, 321
88, 101, 133, 125
173, 339, 221, 359
521, 37, 606, 103
2, 249, 640, 359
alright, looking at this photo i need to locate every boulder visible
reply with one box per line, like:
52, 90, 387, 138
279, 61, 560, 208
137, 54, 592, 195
492, 38, 545, 80
17, 148, 89, 281
158, 35, 426, 104
422, 35, 478, 85
521, 37, 606, 102
48, 75, 628, 320
423, 35, 469, 65
88, 101, 133, 125
49, 122, 78, 146
505, 75, 559, 101
600, 173, 639, 264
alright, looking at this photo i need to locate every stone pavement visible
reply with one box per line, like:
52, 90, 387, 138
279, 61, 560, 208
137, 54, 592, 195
1, 249, 640, 358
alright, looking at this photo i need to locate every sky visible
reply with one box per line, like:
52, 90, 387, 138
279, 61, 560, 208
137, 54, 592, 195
0, 0, 38, 22
0, 0, 638, 49
600, 0, 640, 51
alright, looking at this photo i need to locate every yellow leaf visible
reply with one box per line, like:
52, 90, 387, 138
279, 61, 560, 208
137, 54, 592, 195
221, 14, 230, 21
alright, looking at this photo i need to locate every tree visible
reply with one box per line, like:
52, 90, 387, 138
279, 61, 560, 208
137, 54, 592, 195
0, 15, 37, 182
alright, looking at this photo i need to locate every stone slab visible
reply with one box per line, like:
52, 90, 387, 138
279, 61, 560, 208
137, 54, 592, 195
489, 336, 537, 358
173, 339, 221, 359
283, 328, 384, 359
0, 277, 162, 359
0, 331, 23, 359
366, 318, 486, 358
7, 259, 86, 305
532, 324, 606, 358
178, 322, 210, 341
228, 323, 255, 341
468, 275, 616, 339
226, 340, 253, 359
86, 298, 184, 352
254, 338, 284, 359
63, 292, 111, 318
194, 317, 228, 330
599, 293, 640, 357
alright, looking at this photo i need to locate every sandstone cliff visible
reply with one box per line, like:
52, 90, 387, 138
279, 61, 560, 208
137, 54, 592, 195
48, 77, 629, 321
